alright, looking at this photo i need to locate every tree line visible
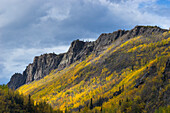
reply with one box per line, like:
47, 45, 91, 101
0, 84, 62, 113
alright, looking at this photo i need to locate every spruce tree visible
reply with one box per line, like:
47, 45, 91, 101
28, 94, 33, 112
89, 98, 93, 110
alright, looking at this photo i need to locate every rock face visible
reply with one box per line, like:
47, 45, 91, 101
58, 40, 94, 69
8, 26, 168, 89
94, 30, 128, 53
8, 73, 26, 89
24, 53, 64, 83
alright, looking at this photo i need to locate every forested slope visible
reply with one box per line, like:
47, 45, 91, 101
8, 26, 167, 90
17, 27, 170, 113
0, 85, 62, 113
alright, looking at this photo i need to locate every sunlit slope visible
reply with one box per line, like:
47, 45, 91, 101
18, 31, 170, 112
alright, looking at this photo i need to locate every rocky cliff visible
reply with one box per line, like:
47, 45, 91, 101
8, 26, 168, 89
8, 73, 26, 89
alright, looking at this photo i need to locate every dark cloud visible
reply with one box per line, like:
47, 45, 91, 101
0, 0, 170, 84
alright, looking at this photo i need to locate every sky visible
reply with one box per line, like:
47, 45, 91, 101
0, 0, 170, 84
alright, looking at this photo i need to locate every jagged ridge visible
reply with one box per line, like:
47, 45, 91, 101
8, 25, 168, 89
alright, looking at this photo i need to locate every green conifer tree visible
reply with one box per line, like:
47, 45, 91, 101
89, 98, 93, 110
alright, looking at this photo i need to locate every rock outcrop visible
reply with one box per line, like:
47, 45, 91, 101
94, 30, 128, 53
24, 53, 64, 83
8, 26, 168, 89
58, 40, 94, 69
8, 73, 26, 89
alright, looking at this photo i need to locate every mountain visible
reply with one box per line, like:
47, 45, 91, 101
8, 26, 170, 113
8, 26, 167, 89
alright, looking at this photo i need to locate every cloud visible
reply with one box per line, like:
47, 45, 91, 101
40, 1, 71, 21
0, 0, 45, 29
0, 0, 170, 84
41, 7, 70, 21
97, 0, 170, 28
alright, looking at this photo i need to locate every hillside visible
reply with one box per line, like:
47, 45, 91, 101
0, 85, 62, 113
8, 26, 170, 113
8, 26, 167, 89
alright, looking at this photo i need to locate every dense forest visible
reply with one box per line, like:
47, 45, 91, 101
0, 85, 62, 113
16, 28, 170, 113
0, 84, 169, 113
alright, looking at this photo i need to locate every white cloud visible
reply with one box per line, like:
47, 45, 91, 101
80, 38, 96, 42
96, 0, 170, 29
41, 6, 70, 21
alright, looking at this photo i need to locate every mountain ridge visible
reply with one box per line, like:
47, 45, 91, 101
15, 25, 170, 112
8, 25, 168, 89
